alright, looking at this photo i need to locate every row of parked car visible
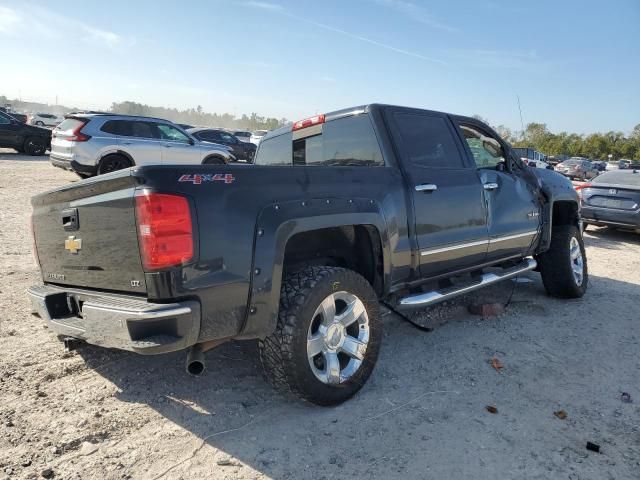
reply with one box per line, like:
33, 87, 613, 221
0, 109, 271, 176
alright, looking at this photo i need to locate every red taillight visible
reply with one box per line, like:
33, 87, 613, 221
574, 183, 591, 202
67, 120, 91, 142
292, 114, 325, 131
135, 192, 194, 270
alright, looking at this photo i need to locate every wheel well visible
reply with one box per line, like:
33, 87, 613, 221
202, 155, 227, 165
282, 225, 384, 295
552, 201, 579, 227
100, 151, 135, 166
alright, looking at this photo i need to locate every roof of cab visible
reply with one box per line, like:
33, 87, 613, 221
259, 103, 486, 143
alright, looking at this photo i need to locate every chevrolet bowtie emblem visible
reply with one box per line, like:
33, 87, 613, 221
64, 236, 82, 254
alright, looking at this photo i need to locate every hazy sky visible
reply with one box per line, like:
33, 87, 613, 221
1, 0, 638, 133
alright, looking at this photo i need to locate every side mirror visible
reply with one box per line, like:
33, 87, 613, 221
188, 138, 195, 146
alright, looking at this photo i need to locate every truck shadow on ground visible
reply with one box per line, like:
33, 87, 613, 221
75, 271, 640, 479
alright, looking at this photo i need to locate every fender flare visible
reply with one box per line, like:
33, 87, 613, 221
236, 197, 391, 339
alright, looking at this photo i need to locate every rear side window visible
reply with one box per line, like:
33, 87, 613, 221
195, 130, 219, 142
255, 114, 383, 166
293, 115, 383, 166
101, 120, 130, 136
254, 132, 292, 166
130, 121, 156, 139
393, 113, 465, 168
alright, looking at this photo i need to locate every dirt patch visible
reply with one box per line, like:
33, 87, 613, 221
1, 152, 638, 479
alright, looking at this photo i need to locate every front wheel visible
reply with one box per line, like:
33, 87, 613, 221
537, 224, 588, 298
259, 267, 382, 406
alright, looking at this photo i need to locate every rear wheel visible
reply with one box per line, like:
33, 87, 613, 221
259, 266, 382, 406
537, 224, 588, 298
97, 154, 131, 175
24, 137, 47, 156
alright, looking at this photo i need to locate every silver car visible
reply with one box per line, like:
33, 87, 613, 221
50, 114, 235, 177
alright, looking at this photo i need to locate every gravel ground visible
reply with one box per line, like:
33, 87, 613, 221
1, 149, 638, 480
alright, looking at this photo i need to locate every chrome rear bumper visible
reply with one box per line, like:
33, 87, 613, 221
28, 284, 200, 355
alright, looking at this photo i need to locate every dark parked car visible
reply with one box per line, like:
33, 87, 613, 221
554, 157, 599, 181
0, 110, 51, 155
0, 107, 28, 124
579, 169, 640, 232
232, 130, 252, 143
29, 104, 586, 405
188, 127, 256, 161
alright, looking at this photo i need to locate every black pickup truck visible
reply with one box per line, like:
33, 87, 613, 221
28, 104, 587, 405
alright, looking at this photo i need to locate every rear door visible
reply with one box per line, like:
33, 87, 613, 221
454, 119, 540, 262
120, 120, 163, 166
386, 108, 488, 278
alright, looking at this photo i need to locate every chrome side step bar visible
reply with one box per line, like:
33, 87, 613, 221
397, 258, 537, 310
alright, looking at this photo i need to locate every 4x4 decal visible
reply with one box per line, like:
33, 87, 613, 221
178, 173, 235, 185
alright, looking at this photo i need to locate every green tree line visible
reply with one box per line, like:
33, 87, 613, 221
492, 120, 640, 161
109, 101, 287, 131
0, 95, 288, 131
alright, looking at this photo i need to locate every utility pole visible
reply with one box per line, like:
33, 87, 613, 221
517, 95, 525, 140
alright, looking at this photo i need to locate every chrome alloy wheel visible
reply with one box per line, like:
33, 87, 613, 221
307, 291, 370, 385
570, 236, 584, 286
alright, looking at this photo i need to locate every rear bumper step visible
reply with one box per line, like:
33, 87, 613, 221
397, 258, 537, 310
28, 284, 200, 355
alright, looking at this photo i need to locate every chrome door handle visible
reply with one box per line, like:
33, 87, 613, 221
164, 144, 172, 148
483, 182, 499, 191
415, 184, 438, 192
122, 142, 133, 145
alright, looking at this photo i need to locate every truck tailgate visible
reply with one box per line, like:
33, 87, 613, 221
31, 172, 146, 294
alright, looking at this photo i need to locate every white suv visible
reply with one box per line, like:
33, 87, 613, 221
50, 114, 235, 177
29, 113, 64, 127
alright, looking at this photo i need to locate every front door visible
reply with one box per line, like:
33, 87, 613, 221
455, 121, 541, 262
155, 123, 198, 164
387, 108, 489, 278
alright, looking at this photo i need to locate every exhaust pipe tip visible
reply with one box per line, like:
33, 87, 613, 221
62, 336, 83, 352
186, 345, 205, 376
